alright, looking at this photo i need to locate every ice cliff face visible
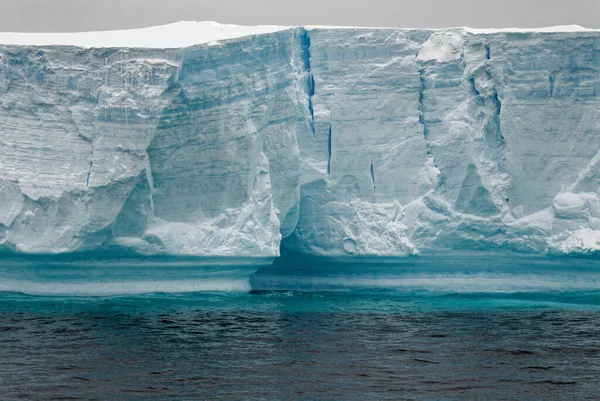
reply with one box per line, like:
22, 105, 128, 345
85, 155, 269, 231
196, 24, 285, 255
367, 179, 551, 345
0, 24, 298, 256
1, 22, 600, 257
287, 26, 600, 257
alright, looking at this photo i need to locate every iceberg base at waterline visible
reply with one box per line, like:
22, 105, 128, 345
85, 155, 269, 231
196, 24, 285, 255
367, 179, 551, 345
2, 251, 600, 296
0, 254, 273, 296
251, 250, 600, 294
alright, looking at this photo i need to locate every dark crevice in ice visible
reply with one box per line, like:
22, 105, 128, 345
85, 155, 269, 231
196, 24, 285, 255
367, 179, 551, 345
469, 77, 480, 97
490, 89, 504, 144
418, 70, 428, 136
418, 69, 431, 151
370, 161, 376, 191
482, 89, 504, 146
549, 73, 556, 97
86, 146, 94, 186
327, 124, 332, 175
300, 30, 316, 135
299, 30, 311, 75
465, 44, 509, 210
492, 90, 502, 116
485, 46, 502, 118
467, 45, 504, 147
417, 67, 443, 189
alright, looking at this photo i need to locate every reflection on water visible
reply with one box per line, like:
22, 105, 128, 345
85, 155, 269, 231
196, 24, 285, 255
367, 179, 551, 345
1, 290, 600, 400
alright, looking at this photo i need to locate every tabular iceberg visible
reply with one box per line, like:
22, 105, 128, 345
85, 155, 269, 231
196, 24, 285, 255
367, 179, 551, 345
1, 21, 600, 261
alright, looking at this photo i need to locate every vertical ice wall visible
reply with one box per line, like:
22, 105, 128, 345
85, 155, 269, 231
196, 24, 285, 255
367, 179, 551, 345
0, 29, 301, 256
0, 46, 181, 253
144, 31, 301, 255
1, 24, 600, 257
286, 27, 600, 256
285, 28, 438, 256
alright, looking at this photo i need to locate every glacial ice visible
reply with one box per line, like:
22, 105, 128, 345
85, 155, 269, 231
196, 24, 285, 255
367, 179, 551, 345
1, 22, 600, 259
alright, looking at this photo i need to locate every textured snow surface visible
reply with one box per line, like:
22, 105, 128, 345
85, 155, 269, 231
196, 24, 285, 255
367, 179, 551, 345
462, 25, 599, 34
1, 23, 600, 257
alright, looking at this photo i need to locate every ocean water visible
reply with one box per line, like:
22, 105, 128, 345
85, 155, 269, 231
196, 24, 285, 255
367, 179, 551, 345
1, 286, 600, 400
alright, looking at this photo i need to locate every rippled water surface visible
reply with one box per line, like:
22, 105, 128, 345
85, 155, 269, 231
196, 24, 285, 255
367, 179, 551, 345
1, 289, 600, 400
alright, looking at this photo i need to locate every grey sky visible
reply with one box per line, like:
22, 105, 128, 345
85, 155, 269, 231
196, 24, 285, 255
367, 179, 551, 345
0, 0, 598, 32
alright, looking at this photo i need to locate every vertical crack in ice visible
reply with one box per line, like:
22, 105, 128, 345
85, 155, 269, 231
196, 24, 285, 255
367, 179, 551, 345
300, 30, 316, 135
482, 46, 503, 141
466, 43, 509, 211
549, 72, 556, 97
370, 160, 376, 192
141, 54, 184, 218
418, 69, 431, 150
490, 84, 504, 143
69, 105, 96, 188
327, 124, 332, 175
469, 77, 480, 96
144, 155, 156, 215
469, 45, 505, 146
417, 66, 444, 192
86, 141, 94, 187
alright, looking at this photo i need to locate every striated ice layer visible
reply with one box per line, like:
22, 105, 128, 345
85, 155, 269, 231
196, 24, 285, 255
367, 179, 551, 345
0, 26, 300, 257
1, 22, 600, 260
286, 26, 600, 258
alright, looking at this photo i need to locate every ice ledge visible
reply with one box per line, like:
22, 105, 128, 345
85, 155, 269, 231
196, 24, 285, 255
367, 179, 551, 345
0, 22, 597, 49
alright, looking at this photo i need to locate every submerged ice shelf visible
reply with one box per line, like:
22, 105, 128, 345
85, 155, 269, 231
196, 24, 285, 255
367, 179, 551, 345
1, 21, 600, 271
0, 254, 269, 295
2, 251, 600, 296
252, 251, 600, 294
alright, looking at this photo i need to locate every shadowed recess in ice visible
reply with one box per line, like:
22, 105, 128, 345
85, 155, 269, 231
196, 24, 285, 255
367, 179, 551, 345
0, 22, 600, 259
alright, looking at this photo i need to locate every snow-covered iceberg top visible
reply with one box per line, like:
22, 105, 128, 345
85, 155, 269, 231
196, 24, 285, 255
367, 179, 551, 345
304, 24, 598, 34
462, 25, 599, 34
0, 22, 597, 49
0, 21, 290, 48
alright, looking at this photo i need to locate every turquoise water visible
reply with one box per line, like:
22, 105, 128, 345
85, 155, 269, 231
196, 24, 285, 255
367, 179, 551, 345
1, 254, 600, 399
1, 288, 600, 400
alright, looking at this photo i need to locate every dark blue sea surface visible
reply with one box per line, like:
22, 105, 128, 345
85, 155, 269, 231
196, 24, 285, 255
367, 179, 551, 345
1, 287, 600, 400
